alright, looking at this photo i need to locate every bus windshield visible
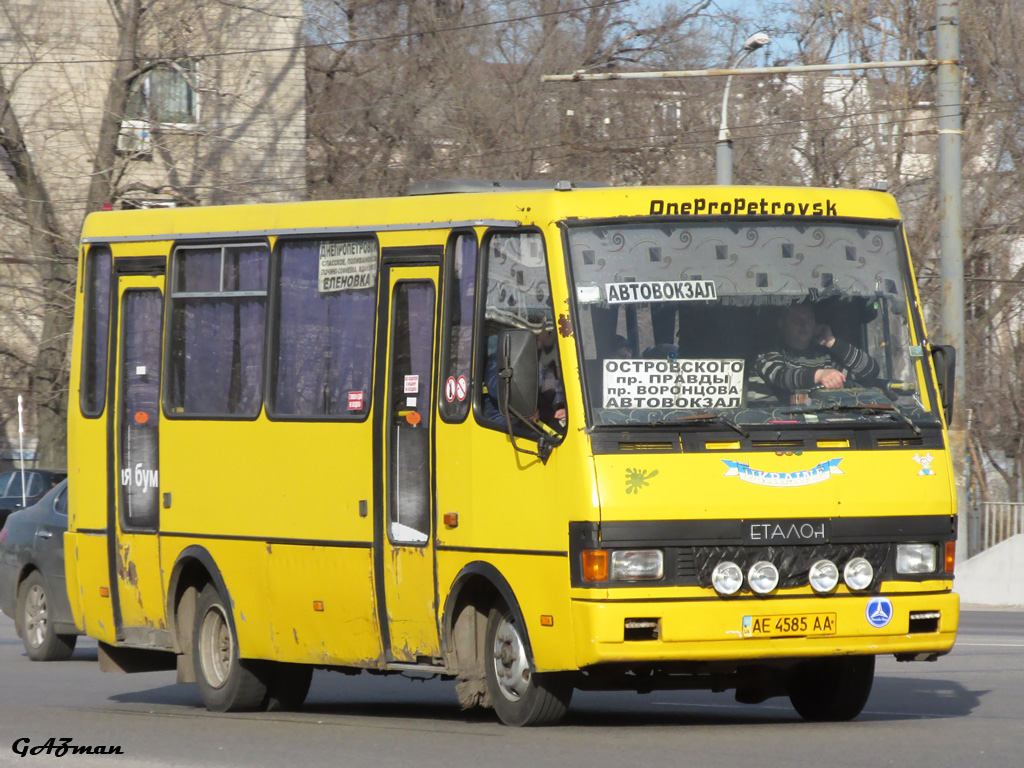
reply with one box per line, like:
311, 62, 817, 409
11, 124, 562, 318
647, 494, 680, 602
566, 219, 941, 430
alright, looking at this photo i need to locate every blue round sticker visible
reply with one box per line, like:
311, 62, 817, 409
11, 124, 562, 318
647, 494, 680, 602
865, 597, 894, 628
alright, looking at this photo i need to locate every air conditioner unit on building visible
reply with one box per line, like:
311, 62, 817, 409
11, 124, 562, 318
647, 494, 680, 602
117, 122, 152, 154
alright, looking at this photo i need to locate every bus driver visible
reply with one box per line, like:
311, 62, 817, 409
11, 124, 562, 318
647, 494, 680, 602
753, 303, 881, 398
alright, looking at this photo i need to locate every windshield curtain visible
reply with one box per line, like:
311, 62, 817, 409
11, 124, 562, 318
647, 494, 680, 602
566, 219, 939, 429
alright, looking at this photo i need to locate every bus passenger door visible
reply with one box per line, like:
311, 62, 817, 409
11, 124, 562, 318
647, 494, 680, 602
375, 262, 442, 662
110, 275, 168, 646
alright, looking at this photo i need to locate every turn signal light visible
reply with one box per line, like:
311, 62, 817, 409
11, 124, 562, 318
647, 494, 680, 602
945, 541, 956, 574
582, 549, 608, 582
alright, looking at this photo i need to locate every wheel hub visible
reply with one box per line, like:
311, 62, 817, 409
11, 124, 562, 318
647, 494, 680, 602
24, 584, 48, 649
492, 616, 530, 701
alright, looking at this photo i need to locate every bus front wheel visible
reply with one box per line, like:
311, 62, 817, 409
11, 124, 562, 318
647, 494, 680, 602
484, 604, 572, 726
787, 655, 875, 721
192, 584, 268, 712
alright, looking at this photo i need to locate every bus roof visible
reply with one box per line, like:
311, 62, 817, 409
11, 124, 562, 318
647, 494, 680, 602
80, 185, 903, 245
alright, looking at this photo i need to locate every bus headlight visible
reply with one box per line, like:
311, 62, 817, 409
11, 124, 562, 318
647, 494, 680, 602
843, 557, 874, 590
896, 543, 937, 574
808, 559, 839, 593
711, 561, 743, 595
747, 561, 780, 595
610, 550, 664, 581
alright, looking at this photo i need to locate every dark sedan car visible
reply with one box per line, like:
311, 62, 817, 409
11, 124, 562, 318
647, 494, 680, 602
0, 469, 67, 528
0, 479, 79, 660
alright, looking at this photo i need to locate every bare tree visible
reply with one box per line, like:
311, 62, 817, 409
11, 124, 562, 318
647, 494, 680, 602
306, 0, 716, 198
0, 0, 305, 466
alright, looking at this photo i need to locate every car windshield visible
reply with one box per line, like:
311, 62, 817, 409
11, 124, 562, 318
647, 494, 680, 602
566, 219, 940, 430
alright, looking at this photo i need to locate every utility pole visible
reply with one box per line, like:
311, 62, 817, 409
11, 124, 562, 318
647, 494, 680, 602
936, 0, 969, 561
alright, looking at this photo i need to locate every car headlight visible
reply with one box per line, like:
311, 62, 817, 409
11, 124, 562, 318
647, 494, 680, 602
747, 560, 780, 595
896, 543, 937, 574
843, 557, 874, 590
808, 559, 839, 593
711, 561, 743, 595
610, 549, 664, 581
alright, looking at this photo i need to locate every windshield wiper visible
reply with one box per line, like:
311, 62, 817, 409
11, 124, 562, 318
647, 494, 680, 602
651, 412, 750, 438
787, 403, 921, 435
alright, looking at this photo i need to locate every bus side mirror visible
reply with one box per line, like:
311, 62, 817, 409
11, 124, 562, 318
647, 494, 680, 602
931, 344, 956, 425
497, 330, 538, 422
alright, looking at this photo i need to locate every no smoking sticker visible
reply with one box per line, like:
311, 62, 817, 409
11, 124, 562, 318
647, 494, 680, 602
445, 375, 469, 403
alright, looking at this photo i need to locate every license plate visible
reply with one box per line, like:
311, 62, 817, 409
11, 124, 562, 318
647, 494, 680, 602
742, 613, 837, 638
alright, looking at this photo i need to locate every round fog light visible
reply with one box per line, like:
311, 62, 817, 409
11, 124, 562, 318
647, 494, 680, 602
844, 557, 874, 591
747, 560, 780, 595
711, 561, 743, 596
808, 559, 839, 593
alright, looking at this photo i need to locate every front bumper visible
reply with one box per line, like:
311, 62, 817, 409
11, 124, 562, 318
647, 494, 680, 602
570, 589, 959, 668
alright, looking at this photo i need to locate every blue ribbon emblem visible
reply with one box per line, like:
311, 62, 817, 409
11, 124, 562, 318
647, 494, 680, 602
722, 458, 844, 487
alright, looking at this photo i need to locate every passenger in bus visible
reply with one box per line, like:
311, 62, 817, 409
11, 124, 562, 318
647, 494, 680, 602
751, 303, 881, 398
642, 342, 678, 360
610, 335, 633, 359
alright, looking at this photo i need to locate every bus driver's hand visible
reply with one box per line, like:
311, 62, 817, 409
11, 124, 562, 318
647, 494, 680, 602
814, 368, 846, 388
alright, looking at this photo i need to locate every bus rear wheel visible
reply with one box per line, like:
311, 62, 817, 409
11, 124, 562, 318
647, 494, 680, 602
787, 655, 875, 721
192, 584, 268, 712
484, 604, 572, 726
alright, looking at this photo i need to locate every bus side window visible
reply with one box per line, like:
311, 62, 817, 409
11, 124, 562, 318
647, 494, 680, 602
269, 237, 377, 419
166, 243, 269, 417
438, 231, 477, 423
477, 231, 567, 438
80, 245, 113, 417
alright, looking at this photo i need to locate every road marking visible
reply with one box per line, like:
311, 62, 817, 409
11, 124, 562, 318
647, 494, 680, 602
956, 642, 1024, 648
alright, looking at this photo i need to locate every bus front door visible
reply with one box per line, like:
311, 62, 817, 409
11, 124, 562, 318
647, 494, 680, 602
109, 275, 168, 646
375, 263, 442, 663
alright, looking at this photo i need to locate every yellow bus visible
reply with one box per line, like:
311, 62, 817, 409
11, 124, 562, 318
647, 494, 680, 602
65, 182, 959, 726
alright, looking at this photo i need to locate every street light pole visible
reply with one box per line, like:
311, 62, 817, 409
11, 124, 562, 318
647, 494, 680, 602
716, 32, 770, 185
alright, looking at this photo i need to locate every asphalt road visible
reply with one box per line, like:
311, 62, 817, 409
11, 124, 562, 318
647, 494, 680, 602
0, 607, 1020, 767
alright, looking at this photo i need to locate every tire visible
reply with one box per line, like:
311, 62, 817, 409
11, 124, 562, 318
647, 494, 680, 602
787, 655, 875, 722
264, 662, 313, 712
484, 604, 572, 726
192, 584, 268, 712
18, 571, 76, 661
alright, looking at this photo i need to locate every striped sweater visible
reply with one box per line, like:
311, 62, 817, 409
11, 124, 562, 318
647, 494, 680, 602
752, 339, 881, 396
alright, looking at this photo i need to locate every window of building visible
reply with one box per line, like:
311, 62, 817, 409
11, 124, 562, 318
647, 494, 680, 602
166, 243, 269, 417
268, 238, 378, 419
126, 62, 199, 125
